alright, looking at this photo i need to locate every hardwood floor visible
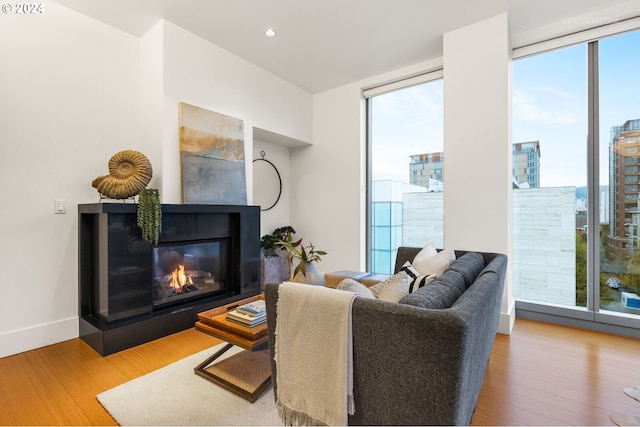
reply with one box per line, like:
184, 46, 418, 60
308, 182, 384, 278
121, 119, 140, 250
0, 328, 222, 426
473, 319, 640, 425
0, 318, 639, 425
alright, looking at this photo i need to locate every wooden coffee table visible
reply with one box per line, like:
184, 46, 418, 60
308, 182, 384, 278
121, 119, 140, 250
194, 295, 271, 402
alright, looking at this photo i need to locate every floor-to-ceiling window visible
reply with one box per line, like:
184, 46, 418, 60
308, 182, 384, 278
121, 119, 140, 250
365, 74, 443, 274
513, 27, 640, 332
598, 30, 640, 319
512, 44, 587, 309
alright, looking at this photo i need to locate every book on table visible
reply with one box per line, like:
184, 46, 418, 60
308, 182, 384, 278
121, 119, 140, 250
235, 299, 266, 317
226, 309, 266, 327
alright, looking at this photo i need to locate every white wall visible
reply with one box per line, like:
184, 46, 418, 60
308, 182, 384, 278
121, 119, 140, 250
253, 139, 292, 236
139, 21, 164, 191
443, 14, 514, 333
158, 21, 312, 204
0, 3, 143, 357
0, 10, 313, 358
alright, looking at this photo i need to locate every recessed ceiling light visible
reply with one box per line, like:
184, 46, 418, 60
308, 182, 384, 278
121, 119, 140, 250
265, 28, 276, 37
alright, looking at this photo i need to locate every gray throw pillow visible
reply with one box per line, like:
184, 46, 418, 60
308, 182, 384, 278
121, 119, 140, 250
446, 252, 485, 288
399, 270, 466, 309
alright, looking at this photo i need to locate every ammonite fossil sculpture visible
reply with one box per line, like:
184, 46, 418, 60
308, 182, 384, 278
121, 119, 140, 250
92, 150, 153, 199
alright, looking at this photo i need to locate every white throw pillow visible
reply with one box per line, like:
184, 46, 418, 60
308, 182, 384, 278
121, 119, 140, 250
400, 261, 437, 292
412, 242, 438, 264
337, 278, 375, 298
368, 272, 409, 302
408, 273, 437, 293
412, 246, 456, 277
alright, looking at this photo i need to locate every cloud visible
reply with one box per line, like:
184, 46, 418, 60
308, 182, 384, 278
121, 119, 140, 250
373, 82, 443, 124
513, 87, 583, 125
369, 81, 445, 184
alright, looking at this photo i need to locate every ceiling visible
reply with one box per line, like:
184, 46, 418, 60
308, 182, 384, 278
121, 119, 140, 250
53, 0, 640, 93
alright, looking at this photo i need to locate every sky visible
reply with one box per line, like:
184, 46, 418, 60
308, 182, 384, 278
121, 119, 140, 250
370, 29, 640, 189
370, 81, 443, 183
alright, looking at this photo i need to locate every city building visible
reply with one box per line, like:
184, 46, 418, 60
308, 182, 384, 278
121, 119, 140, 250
512, 187, 576, 305
371, 180, 426, 274
608, 119, 640, 259
409, 152, 443, 190
372, 181, 576, 306
409, 141, 541, 190
512, 141, 541, 188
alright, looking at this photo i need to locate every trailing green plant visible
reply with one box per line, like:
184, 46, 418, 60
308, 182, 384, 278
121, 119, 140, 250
260, 226, 296, 257
277, 234, 326, 278
137, 188, 162, 244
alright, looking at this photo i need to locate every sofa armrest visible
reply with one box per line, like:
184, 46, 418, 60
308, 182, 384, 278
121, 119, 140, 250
348, 299, 471, 425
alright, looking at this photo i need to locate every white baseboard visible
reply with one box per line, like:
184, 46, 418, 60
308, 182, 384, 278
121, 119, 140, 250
0, 317, 78, 359
498, 301, 515, 335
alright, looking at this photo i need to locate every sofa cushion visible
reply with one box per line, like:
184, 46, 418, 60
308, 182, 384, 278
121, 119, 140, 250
401, 261, 437, 292
446, 252, 485, 288
369, 272, 409, 302
399, 269, 466, 309
412, 242, 438, 263
408, 273, 437, 293
412, 245, 456, 277
338, 273, 409, 303
337, 278, 375, 298
361, 273, 392, 287
326, 270, 372, 289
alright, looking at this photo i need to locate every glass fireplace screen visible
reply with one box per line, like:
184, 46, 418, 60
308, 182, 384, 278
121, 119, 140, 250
152, 239, 228, 307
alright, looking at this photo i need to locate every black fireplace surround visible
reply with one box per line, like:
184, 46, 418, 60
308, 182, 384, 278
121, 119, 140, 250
78, 203, 261, 356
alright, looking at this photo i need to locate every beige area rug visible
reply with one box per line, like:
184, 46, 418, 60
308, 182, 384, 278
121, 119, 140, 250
97, 344, 283, 426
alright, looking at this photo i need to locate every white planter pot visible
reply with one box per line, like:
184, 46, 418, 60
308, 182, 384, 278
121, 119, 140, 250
291, 262, 326, 286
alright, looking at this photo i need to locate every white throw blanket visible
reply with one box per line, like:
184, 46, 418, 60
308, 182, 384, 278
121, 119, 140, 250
274, 282, 357, 426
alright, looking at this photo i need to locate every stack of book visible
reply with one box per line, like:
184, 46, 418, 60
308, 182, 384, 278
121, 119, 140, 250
226, 299, 267, 327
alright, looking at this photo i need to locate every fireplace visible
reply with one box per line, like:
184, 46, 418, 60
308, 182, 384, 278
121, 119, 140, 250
152, 239, 228, 308
78, 203, 260, 356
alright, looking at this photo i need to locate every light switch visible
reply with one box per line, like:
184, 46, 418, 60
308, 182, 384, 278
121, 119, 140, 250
55, 199, 66, 214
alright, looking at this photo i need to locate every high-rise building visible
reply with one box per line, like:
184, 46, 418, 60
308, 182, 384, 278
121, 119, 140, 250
512, 141, 541, 188
609, 119, 640, 258
409, 152, 443, 190
409, 142, 541, 189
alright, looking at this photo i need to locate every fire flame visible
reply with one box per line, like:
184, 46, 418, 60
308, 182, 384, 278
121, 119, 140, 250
169, 264, 193, 293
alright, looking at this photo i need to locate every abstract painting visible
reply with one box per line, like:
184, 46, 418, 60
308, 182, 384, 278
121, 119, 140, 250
179, 102, 247, 205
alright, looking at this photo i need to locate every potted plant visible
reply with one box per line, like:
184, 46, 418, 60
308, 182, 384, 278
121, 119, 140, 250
137, 188, 162, 244
277, 235, 327, 286
261, 226, 295, 257
260, 226, 296, 287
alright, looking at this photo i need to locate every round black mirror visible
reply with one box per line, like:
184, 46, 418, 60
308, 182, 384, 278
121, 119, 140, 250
252, 151, 282, 211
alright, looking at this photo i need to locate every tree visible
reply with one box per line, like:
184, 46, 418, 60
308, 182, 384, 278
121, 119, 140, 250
575, 231, 588, 306
575, 230, 615, 306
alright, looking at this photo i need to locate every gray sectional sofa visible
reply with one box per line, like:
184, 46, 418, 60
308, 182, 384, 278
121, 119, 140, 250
264, 247, 507, 425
